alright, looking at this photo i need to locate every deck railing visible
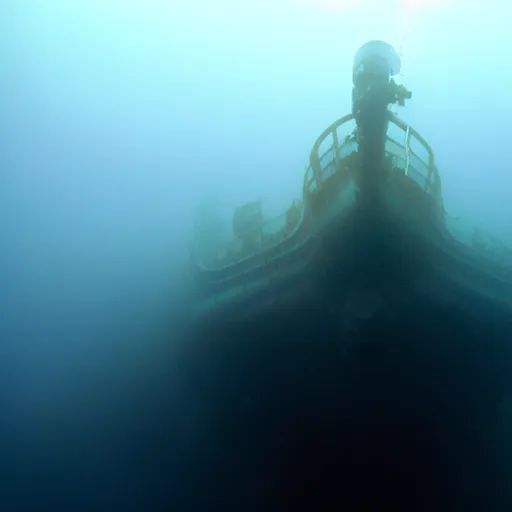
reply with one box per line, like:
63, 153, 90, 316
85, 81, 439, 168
304, 113, 442, 202
194, 113, 443, 270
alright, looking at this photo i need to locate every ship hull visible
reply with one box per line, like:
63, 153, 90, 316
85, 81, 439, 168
180, 169, 512, 510
178, 42, 512, 509
188, 167, 511, 329
179, 170, 512, 510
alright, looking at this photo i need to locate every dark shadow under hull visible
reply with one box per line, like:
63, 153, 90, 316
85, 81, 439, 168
180, 170, 512, 511
177, 283, 512, 511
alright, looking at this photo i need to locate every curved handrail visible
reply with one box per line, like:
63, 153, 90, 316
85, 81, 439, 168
307, 114, 355, 192
192, 199, 308, 274
193, 113, 443, 274
390, 114, 440, 197
304, 112, 442, 202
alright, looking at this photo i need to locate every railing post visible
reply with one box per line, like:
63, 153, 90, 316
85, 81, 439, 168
425, 150, 435, 194
332, 128, 341, 168
310, 150, 322, 189
404, 124, 410, 177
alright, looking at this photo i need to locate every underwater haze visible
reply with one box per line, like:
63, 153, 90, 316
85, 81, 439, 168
2, 0, 512, 510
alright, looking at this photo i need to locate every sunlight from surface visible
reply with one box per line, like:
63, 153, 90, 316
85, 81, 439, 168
4, 0, 511, 238
3, 0, 510, 223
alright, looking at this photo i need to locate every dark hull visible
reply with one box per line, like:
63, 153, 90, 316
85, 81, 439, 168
189, 168, 511, 329
179, 169, 512, 510
178, 42, 512, 510
179, 192, 512, 511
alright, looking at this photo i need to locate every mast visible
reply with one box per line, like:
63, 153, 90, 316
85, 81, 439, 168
351, 41, 411, 207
